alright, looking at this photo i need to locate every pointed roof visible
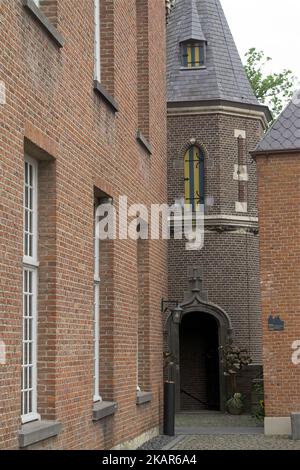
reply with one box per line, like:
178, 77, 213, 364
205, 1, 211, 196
253, 91, 300, 154
167, 0, 260, 107
179, 0, 206, 43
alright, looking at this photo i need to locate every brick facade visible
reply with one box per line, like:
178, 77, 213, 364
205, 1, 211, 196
256, 152, 300, 420
167, 110, 265, 408
0, 0, 167, 450
39, 0, 58, 26
167, 113, 262, 217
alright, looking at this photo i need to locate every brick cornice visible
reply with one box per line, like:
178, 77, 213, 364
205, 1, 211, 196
168, 103, 269, 129
251, 148, 300, 159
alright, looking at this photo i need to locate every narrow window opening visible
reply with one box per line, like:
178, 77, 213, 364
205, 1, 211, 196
22, 155, 40, 424
137, 238, 150, 392
184, 146, 205, 211
93, 200, 102, 403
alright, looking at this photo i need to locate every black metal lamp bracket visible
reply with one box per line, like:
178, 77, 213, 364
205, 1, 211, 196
161, 299, 179, 314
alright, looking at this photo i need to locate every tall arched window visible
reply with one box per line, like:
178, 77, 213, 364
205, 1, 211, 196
184, 146, 204, 211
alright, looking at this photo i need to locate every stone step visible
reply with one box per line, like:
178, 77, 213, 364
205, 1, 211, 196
175, 426, 264, 435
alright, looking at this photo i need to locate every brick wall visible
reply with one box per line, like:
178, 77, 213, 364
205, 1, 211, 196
167, 113, 262, 216
100, 0, 115, 97
256, 153, 300, 417
167, 111, 264, 406
0, 0, 167, 450
136, 0, 150, 139
37, 158, 57, 420
40, 0, 58, 26
99, 236, 114, 404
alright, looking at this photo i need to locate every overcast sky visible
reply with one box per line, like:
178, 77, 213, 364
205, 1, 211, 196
221, 0, 300, 83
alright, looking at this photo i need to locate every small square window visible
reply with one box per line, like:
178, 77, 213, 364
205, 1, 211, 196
181, 42, 205, 68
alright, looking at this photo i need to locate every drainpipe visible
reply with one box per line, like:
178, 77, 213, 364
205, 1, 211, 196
164, 381, 175, 436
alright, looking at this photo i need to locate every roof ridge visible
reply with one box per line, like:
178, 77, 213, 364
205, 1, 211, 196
213, 0, 238, 98
179, 0, 206, 43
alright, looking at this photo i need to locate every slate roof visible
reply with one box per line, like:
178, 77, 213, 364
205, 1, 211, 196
179, 0, 206, 43
167, 0, 259, 106
253, 91, 300, 154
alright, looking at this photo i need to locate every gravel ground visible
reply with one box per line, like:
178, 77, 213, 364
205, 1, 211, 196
169, 434, 300, 450
138, 414, 299, 450
137, 435, 175, 450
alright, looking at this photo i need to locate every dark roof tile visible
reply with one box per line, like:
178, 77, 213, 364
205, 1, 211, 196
254, 91, 300, 153
167, 0, 259, 106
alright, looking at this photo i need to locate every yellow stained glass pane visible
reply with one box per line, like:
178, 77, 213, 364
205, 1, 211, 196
195, 46, 200, 66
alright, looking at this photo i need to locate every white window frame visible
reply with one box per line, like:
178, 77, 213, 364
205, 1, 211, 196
94, 0, 101, 83
33, 0, 40, 6
23, 156, 39, 267
136, 339, 141, 392
136, 242, 142, 393
93, 204, 102, 402
22, 155, 40, 424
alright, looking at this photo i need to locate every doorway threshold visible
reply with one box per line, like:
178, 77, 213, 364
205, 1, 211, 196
175, 412, 263, 430
175, 426, 264, 435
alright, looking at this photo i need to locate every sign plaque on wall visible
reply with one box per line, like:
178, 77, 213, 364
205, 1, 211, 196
268, 315, 285, 331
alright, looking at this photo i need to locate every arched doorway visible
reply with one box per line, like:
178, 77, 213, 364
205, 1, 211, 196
166, 267, 232, 412
179, 312, 220, 411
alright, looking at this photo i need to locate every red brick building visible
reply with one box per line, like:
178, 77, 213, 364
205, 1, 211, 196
0, 0, 167, 449
253, 92, 300, 435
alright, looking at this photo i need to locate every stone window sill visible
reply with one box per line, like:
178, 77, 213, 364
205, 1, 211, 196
92, 401, 118, 421
19, 420, 62, 448
136, 391, 152, 405
94, 81, 119, 113
23, 0, 64, 48
136, 130, 152, 155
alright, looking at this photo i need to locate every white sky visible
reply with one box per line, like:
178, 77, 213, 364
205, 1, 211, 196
221, 0, 300, 83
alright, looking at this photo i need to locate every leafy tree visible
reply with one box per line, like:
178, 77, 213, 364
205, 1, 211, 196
244, 47, 297, 119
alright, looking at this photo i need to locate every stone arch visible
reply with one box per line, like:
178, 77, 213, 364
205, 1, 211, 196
166, 267, 233, 411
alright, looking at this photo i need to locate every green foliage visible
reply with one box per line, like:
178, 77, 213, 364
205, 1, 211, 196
254, 400, 265, 422
226, 393, 244, 409
252, 380, 264, 422
244, 47, 297, 119
253, 381, 264, 394
221, 344, 252, 398
222, 344, 252, 377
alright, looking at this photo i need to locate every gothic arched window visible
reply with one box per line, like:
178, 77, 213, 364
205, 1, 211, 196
184, 146, 204, 211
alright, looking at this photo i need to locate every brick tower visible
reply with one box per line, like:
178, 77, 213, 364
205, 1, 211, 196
166, 0, 271, 411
